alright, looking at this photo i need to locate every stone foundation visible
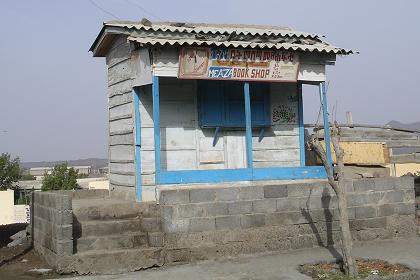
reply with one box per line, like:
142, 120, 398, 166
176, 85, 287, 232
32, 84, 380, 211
159, 177, 417, 263
33, 177, 417, 274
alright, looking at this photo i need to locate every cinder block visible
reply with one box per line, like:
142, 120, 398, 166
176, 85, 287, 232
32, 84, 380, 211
141, 217, 161, 232
287, 184, 311, 197
161, 206, 174, 223
377, 204, 395, 217
174, 204, 205, 219
264, 185, 288, 198
252, 199, 277, 213
239, 186, 264, 200
165, 248, 191, 263
354, 206, 377, 219
214, 188, 239, 201
215, 215, 241, 230
350, 217, 387, 230
55, 240, 73, 256
381, 190, 404, 204
189, 189, 216, 203
372, 178, 396, 191
148, 232, 165, 247
277, 198, 300, 212
227, 201, 253, 215
203, 202, 228, 217
159, 189, 189, 205
394, 203, 415, 215
265, 212, 289, 226
395, 176, 414, 190
189, 217, 215, 232
402, 189, 415, 203
162, 219, 189, 233
353, 179, 376, 192
240, 214, 265, 228
343, 179, 354, 193
347, 193, 377, 207
54, 224, 73, 240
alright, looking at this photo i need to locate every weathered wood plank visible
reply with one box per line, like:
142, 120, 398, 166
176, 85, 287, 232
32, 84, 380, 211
109, 118, 133, 133
199, 151, 224, 164
109, 134, 134, 146
109, 145, 134, 161
109, 162, 135, 174
390, 154, 420, 163
298, 64, 326, 82
162, 150, 197, 170
109, 173, 135, 187
109, 103, 132, 119
108, 79, 133, 98
106, 36, 131, 67
198, 163, 225, 170
252, 135, 299, 150
108, 59, 133, 86
253, 149, 300, 162
109, 92, 133, 108
253, 161, 300, 168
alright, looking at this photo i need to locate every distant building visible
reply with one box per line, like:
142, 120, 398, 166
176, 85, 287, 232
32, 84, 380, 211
29, 165, 92, 180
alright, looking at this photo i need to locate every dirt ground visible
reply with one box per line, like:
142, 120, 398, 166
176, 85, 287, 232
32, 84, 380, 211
0, 224, 67, 280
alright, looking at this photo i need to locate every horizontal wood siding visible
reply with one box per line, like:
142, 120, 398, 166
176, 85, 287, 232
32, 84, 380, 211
106, 36, 135, 189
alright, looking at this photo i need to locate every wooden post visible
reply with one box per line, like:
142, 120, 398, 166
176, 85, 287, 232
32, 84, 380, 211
152, 76, 161, 182
298, 83, 305, 166
244, 82, 253, 169
319, 82, 332, 166
133, 87, 142, 201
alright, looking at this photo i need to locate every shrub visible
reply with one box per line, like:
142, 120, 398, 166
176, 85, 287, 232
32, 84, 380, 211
0, 153, 20, 190
41, 163, 78, 191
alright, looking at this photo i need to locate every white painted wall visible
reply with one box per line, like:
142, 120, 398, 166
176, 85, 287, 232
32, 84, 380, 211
138, 77, 301, 184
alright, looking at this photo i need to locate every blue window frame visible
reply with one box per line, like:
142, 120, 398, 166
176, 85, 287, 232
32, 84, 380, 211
198, 80, 270, 128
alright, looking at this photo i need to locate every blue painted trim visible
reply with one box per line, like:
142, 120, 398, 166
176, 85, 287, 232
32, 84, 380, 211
319, 82, 333, 166
152, 76, 161, 176
244, 82, 253, 169
133, 87, 142, 201
297, 83, 305, 167
156, 166, 326, 185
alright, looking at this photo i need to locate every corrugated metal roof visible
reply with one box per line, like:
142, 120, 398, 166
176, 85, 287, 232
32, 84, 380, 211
127, 36, 353, 54
91, 20, 355, 56
104, 21, 319, 38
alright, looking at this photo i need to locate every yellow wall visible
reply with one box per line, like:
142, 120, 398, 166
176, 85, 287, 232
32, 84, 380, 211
0, 190, 15, 225
320, 141, 389, 165
386, 163, 420, 177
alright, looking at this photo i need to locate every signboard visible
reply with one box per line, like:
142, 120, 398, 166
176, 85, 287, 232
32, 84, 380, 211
178, 47, 299, 82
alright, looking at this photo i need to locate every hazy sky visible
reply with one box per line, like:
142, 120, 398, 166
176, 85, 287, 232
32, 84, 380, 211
1, 0, 419, 162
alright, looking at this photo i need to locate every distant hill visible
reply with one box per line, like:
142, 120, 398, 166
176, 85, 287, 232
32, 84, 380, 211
21, 158, 108, 170
386, 120, 420, 132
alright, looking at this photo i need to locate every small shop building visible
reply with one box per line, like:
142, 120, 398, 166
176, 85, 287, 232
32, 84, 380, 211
90, 21, 354, 201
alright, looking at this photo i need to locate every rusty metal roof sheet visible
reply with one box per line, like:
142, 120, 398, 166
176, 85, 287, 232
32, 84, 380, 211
127, 36, 353, 55
104, 21, 319, 38
90, 20, 356, 56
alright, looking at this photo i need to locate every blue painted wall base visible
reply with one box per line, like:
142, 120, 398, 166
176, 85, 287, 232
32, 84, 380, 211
157, 166, 326, 185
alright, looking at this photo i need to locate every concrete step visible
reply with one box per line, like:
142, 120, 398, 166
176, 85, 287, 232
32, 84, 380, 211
75, 232, 148, 253
141, 217, 162, 232
73, 199, 143, 221
73, 218, 142, 238
62, 247, 164, 274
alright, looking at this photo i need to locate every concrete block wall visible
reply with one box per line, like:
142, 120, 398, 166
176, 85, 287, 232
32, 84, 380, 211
159, 177, 416, 262
33, 191, 73, 262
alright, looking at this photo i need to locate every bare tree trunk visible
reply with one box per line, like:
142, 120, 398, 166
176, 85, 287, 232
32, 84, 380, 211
308, 123, 358, 277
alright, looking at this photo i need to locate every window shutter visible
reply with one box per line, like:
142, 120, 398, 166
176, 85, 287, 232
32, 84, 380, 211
199, 80, 223, 127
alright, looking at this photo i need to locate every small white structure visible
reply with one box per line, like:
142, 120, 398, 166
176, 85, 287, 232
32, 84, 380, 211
0, 189, 30, 225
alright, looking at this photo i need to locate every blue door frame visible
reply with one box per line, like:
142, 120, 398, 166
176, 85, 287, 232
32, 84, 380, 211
133, 77, 330, 196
